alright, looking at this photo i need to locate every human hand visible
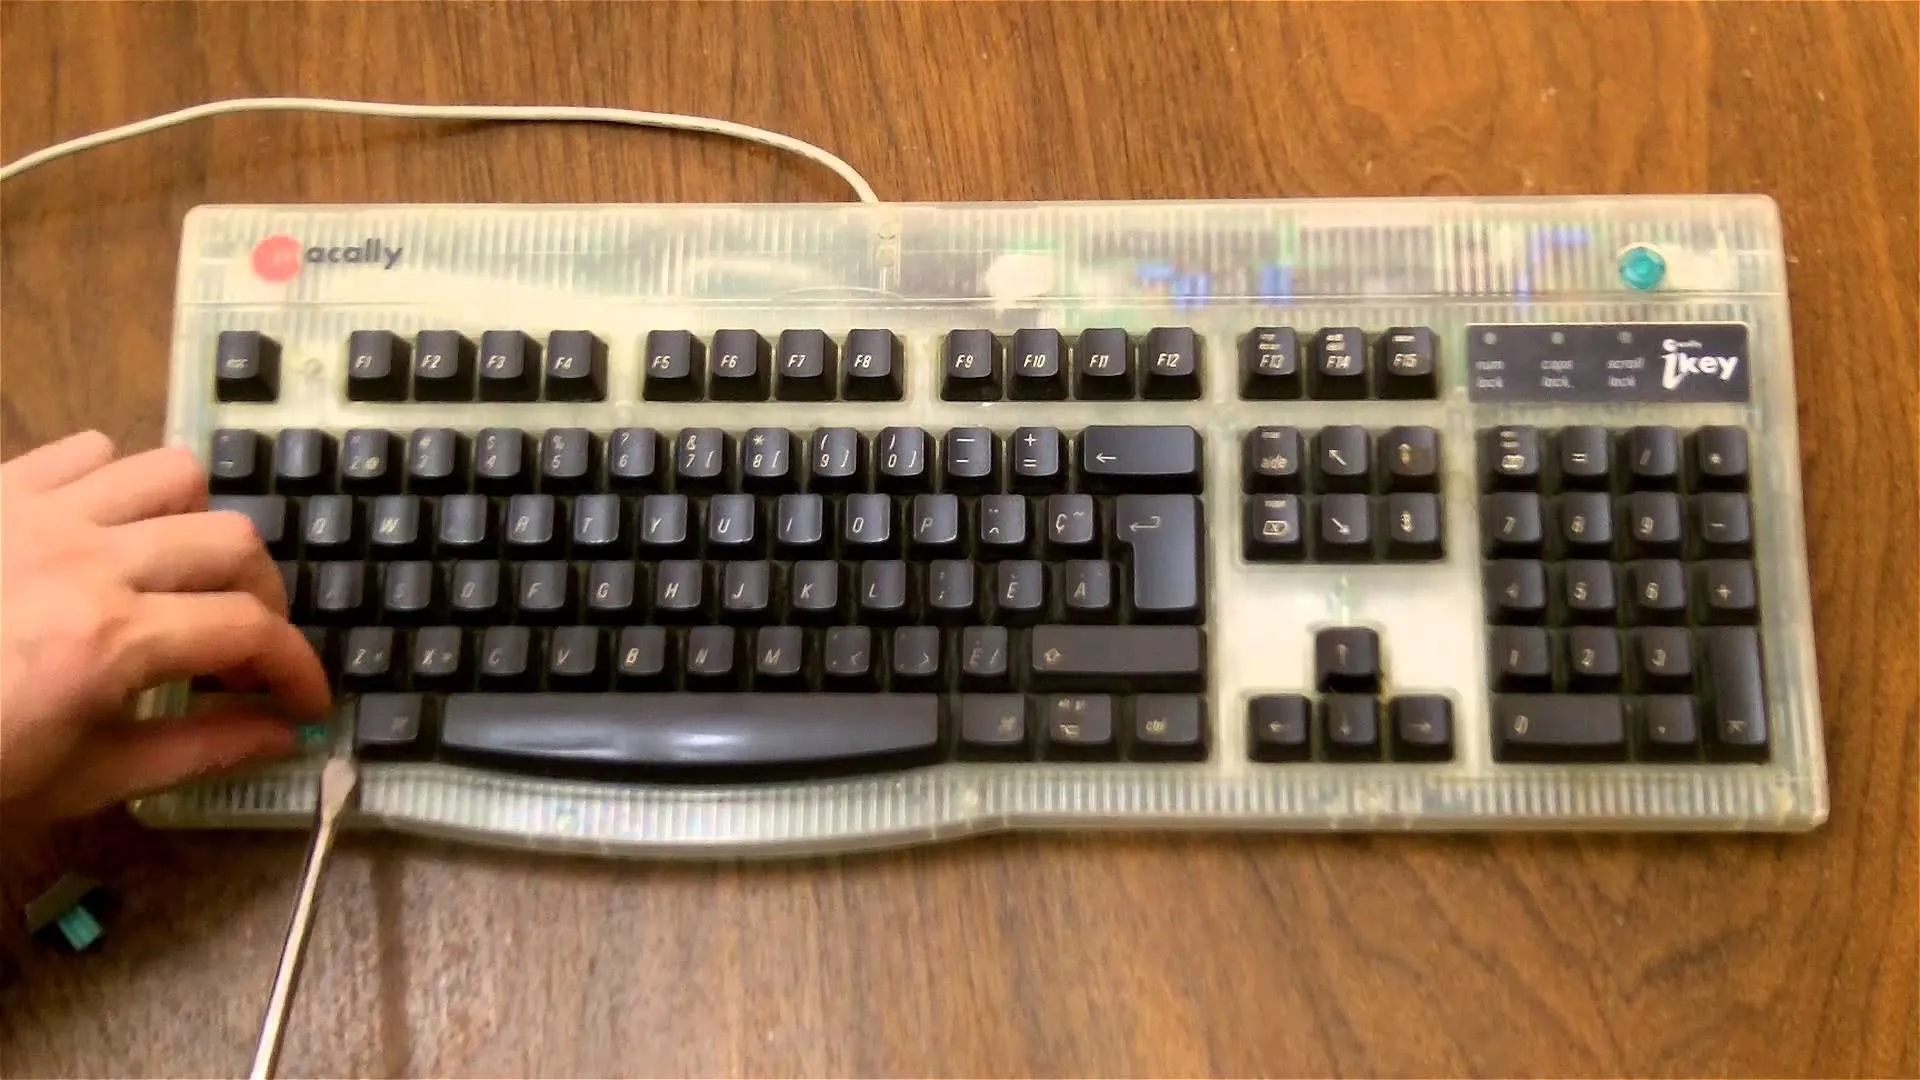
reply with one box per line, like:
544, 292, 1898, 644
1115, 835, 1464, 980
0, 431, 331, 822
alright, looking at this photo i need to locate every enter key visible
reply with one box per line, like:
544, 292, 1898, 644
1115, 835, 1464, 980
1115, 493, 1203, 621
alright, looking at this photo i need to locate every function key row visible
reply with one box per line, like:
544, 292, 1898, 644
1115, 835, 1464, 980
208, 425, 1204, 497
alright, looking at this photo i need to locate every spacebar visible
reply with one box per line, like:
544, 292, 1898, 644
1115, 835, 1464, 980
439, 693, 943, 776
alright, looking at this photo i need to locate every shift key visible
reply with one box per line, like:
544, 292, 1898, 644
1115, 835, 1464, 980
1029, 625, 1205, 691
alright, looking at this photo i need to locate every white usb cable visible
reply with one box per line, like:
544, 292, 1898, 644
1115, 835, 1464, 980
0, 96, 882, 203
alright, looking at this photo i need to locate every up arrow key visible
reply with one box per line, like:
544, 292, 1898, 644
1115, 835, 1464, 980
1078, 426, 1203, 493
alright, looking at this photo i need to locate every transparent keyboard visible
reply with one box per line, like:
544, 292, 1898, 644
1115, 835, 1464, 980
131, 196, 1828, 856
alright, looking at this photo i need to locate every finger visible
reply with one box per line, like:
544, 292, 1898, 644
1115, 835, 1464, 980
0, 430, 116, 492
128, 592, 332, 717
49, 444, 208, 525
112, 509, 289, 615
20, 711, 296, 821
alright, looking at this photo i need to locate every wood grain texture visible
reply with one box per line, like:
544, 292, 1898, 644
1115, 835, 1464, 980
1, 1, 1915, 1076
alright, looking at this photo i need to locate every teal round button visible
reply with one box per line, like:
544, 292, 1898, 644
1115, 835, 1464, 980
1618, 243, 1667, 290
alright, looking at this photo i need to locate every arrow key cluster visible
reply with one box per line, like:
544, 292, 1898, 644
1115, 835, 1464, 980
1241, 425, 1444, 563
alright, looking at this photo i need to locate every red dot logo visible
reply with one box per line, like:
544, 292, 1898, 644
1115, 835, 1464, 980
251, 234, 302, 282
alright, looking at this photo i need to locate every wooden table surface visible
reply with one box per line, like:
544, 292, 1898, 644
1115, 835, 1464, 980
2, 2, 1915, 1076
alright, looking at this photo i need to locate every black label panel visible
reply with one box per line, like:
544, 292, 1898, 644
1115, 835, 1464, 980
1466, 323, 1751, 404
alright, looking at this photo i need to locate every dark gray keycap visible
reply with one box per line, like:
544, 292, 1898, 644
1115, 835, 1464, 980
638, 494, 691, 554
546, 625, 604, 688
1704, 627, 1768, 758
542, 330, 605, 402
843, 329, 902, 401
1486, 559, 1548, 623
1483, 427, 1542, 490
1385, 493, 1443, 561
1142, 327, 1200, 399
1376, 326, 1437, 399
808, 427, 864, 489
1316, 493, 1373, 561
346, 330, 408, 401
436, 494, 493, 555
539, 428, 597, 492
477, 330, 538, 401
504, 494, 561, 556
992, 561, 1046, 623
959, 626, 1010, 687
1248, 694, 1310, 761
1061, 560, 1112, 620
341, 626, 397, 690
1493, 695, 1628, 761
1073, 327, 1134, 399
1490, 626, 1552, 690
685, 626, 738, 686
959, 694, 1027, 756
890, 626, 943, 687
1028, 624, 1204, 691
942, 329, 1002, 400
1697, 560, 1759, 624
1483, 492, 1544, 556
875, 427, 930, 491
707, 493, 759, 557
910, 494, 963, 554
215, 330, 279, 402
1390, 695, 1453, 761
977, 494, 1027, 553
1627, 491, 1684, 555
1381, 426, 1439, 492
1131, 695, 1205, 760
1694, 493, 1753, 556
407, 428, 466, 494
412, 330, 474, 401
1320, 695, 1381, 760
858, 560, 910, 622
789, 560, 840, 621
1313, 425, 1371, 493
674, 428, 731, 490
211, 494, 292, 556
1309, 326, 1367, 399
742, 428, 797, 491
615, 626, 671, 688
273, 429, 335, 493
478, 626, 533, 688
1626, 426, 1682, 488
473, 428, 529, 492
823, 626, 875, 686
1115, 493, 1202, 621
609, 428, 662, 489
278, 562, 307, 618
209, 429, 268, 493
1557, 426, 1611, 488
774, 329, 834, 402
448, 560, 503, 621
1562, 559, 1618, 622
1042, 694, 1117, 757
942, 427, 997, 491
926, 559, 976, 621
1009, 427, 1063, 490
1079, 426, 1202, 493
841, 493, 894, 556
1564, 626, 1622, 690
720, 561, 772, 620
1691, 426, 1750, 490
381, 560, 436, 623
753, 626, 806, 684
1627, 560, 1688, 624
354, 693, 428, 759
585, 561, 639, 622
410, 626, 466, 689
1244, 495, 1304, 561
341, 428, 397, 492
438, 693, 942, 776
643, 330, 704, 401
572, 494, 626, 556
1556, 492, 1613, 555
515, 560, 573, 622
302, 494, 360, 557
1009, 328, 1066, 399
1244, 426, 1304, 493
709, 329, 770, 401
1634, 627, 1694, 690
1045, 494, 1097, 552
1642, 696, 1701, 758
1240, 327, 1301, 399
653, 560, 705, 620
775, 494, 827, 556
1316, 627, 1381, 692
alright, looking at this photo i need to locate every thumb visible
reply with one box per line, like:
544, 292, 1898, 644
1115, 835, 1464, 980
23, 712, 298, 822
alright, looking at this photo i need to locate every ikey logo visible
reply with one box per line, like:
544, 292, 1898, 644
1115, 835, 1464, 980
250, 234, 405, 282
1661, 337, 1740, 391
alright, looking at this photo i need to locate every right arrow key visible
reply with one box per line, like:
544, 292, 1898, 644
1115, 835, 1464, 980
1077, 425, 1203, 492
